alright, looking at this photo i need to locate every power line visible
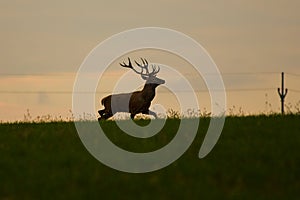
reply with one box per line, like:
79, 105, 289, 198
290, 89, 300, 93
0, 69, 299, 76
286, 72, 300, 76
0, 88, 283, 94
286, 73, 300, 78
0, 71, 291, 77
220, 72, 279, 76
0, 91, 91, 94
0, 73, 72, 77
0, 71, 298, 94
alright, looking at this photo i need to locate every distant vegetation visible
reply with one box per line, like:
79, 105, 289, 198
8, 101, 300, 124
0, 115, 299, 199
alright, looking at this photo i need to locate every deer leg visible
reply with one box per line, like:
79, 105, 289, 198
130, 113, 136, 119
103, 113, 113, 119
98, 113, 112, 120
98, 109, 112, 120
98, 109, 104, 121
142, 110, 158, 118
98, 109, 106, 118
98, 109, 105, 116
150, 110, 158, 118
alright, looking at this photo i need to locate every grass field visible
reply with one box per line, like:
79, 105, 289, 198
0, 115, 299, 199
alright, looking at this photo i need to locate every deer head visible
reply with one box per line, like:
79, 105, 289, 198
120, 57, 165, 85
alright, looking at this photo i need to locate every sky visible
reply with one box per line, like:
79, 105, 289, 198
0, 0, 300, 121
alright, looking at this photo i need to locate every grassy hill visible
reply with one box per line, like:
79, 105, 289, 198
0, 115, 299, 199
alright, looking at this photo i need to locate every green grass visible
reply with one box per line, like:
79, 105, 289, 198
0, 115, 299, 199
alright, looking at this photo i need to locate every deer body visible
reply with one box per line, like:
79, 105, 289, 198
98, 58, 165, 120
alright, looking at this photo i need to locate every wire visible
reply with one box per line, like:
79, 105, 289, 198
290, 89, 300, 93
0, 91, 91, 94
0, 88, 281, 94
0, 71, 288, 77
0, 73, 71, 77
0, 72, 298, 94
286, 72, 300, 77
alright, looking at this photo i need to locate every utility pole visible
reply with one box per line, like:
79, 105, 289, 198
277, 72, 288, 115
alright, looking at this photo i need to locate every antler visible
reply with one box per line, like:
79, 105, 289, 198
120, 57, 141, 74
120, 57, 160, 77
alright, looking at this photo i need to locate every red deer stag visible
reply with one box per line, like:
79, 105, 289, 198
98, 57, 165, 120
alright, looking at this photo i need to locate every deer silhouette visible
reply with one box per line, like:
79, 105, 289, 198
98, 57, 165, 120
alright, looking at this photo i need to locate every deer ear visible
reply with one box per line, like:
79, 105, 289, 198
141, 75, 148, 80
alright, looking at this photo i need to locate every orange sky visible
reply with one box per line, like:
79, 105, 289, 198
0, 0, 300, 121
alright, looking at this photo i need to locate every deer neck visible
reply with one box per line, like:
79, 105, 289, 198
141, 83, 157, 101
